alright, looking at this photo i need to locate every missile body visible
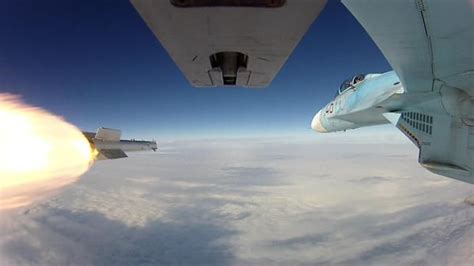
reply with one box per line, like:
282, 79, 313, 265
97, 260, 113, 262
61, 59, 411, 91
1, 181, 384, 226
83, 128, 157, 160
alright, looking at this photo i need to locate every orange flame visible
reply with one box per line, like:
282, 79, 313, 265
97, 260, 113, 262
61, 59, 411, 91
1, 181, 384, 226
0, 94, 94, 210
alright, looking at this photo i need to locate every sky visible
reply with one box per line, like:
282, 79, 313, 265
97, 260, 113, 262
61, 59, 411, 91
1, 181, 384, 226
0, 0, 393, 140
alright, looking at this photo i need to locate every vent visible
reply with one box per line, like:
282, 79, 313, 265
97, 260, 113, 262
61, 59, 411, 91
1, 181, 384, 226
401, 112, 433, 135
210, 52, 248, 85
170, 0, 286, 7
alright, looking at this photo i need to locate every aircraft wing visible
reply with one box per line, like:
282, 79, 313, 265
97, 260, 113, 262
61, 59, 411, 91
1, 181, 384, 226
130, 0, 327, 88
342, 0, 474, 96
342, 0, 474, 184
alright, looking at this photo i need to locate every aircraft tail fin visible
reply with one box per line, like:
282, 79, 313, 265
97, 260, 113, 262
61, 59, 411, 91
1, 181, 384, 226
95, 127, 121, 141
96, 149, 128, 160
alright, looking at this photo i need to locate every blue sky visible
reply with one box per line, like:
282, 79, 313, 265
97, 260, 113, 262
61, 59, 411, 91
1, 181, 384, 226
0, 0, 392, 140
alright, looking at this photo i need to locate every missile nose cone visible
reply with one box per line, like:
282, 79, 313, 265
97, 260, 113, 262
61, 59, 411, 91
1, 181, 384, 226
311, 110, 327, 133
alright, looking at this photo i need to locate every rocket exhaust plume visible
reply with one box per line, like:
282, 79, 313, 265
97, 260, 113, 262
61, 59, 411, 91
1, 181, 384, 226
0, 94, 93, 210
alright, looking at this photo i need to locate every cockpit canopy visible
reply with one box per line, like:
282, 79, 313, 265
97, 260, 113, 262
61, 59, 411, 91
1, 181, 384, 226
336, 74, 366, 97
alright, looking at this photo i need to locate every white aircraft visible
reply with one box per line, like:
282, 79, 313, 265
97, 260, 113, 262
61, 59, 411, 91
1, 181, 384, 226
130, 0, 473, 184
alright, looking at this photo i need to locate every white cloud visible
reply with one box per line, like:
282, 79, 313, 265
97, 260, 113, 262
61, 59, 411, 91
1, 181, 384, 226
1, 139, 472, 265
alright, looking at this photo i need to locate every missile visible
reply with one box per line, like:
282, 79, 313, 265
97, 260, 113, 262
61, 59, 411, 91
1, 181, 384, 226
83, 127, 157, 160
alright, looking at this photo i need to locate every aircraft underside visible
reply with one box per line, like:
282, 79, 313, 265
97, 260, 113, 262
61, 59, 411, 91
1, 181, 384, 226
385, 94, 474, 184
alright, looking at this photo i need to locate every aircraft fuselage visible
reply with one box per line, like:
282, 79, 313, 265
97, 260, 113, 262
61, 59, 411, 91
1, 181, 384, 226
311, 71, 474, 184
311, 71, 404, 133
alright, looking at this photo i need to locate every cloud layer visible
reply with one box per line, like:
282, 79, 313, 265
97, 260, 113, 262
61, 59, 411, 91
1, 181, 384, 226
1, 140, 473, 265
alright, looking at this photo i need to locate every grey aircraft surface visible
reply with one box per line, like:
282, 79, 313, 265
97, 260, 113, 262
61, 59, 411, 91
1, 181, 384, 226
130, 0, 473, 184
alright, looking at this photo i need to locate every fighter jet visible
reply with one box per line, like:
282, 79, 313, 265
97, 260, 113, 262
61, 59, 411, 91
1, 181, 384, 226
310, 0, 473, 184
130, 0, 473, 184
83, 127, 157, 160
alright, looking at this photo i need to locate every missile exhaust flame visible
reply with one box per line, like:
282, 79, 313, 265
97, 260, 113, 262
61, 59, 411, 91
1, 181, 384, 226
0, 94, 94, 210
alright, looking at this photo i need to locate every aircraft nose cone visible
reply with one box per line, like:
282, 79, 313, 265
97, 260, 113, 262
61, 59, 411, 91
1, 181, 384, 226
311, 110, 327, 133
